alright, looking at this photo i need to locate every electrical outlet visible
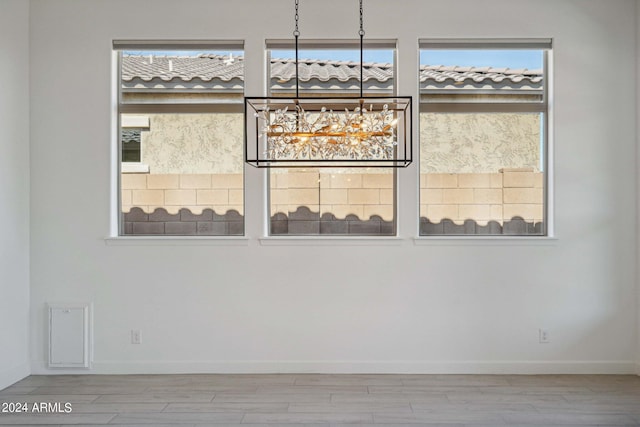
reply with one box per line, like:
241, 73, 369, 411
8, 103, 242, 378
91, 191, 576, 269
131, 330, 142, 344
539, 328, 550, 343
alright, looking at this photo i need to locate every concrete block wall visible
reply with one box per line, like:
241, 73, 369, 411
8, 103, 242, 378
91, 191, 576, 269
420, 168, 544, 226
123, 207, 243, 235
270, 170, 395, 221
269, 168, 542, 227
121, 168, 542, 235
121, 173, 244, 215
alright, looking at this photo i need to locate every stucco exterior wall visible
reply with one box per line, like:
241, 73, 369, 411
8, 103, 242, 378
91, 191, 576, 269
141, 113, 243, 174
420, 112, 542, 173
136, 112, 541, 175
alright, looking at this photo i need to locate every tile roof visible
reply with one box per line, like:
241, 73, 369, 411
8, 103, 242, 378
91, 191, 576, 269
420, 65, 543, 85
270, 58, 393, 83
122, 54, 244, 83
121, 129, 140, 144
121, 54, 543, 89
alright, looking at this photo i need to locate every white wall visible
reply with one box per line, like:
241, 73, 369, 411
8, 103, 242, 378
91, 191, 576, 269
0, 0, 31, 388
29, 0, 638, 374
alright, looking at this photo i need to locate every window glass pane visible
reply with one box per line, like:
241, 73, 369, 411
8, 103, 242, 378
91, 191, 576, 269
419, 48, 546, 236
267, 46, 397, 236
118, 49, 244, 236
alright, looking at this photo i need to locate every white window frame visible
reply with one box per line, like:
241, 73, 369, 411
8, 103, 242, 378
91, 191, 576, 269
417, 38, 553, 238
111, 40, 246, 238
264, 39, 401, 237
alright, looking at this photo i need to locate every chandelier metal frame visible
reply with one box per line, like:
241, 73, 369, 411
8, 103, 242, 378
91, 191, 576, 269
244, 0, 412, 168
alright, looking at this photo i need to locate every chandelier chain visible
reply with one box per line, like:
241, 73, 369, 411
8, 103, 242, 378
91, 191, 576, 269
293, 0, 300, 97
359, 0, 365, 36
359, 0, 364, 97
293, 0, 300, 37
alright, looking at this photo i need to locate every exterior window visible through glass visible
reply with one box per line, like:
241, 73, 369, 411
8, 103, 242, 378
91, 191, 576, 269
419, 45, 548, 236
121, 129, 141, 162
116, 47, 244, 236
267, 45, 397, 236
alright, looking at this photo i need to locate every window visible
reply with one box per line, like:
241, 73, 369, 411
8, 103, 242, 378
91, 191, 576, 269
115, 42, 245, 236
419, 40, 550, 236
121, 129, 141, 162
266, 41, 398, 236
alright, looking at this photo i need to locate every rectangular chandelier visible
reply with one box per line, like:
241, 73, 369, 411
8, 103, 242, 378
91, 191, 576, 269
245, 96, 412, 168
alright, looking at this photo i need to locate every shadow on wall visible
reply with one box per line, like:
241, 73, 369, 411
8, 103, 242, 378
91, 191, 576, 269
420, 217, 543, 235
123, 207, 543, 236
123, 207, 244, 235
270, 206, 395, 235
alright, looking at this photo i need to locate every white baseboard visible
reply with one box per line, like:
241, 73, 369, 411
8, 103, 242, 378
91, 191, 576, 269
636, 362, 640, 376
31, 360, 636, 375
0, 362, 30, 390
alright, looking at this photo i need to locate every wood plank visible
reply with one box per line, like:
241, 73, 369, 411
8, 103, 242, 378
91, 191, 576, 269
163, 402, 288, 413
0, 413, 116, 425
94, 393, 214, 403
109, 412, 242, 424
2, 374, 638, 426
212, 392, 330, 403
242, 412, 373, 423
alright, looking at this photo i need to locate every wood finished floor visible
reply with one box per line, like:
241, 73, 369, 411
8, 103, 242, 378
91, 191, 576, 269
0, 374, 639, 426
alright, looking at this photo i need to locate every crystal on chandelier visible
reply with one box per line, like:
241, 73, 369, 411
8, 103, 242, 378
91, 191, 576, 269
245, 96, 412, 167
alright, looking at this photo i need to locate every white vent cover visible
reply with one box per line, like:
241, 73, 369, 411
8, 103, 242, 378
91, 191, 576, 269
48, 303, 91, 368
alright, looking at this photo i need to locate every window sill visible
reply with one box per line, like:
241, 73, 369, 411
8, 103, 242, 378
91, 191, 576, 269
413, 236, 558, 246
104, 236, 250, 246
121, 163, 150, 173
259, 236, 405, 246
